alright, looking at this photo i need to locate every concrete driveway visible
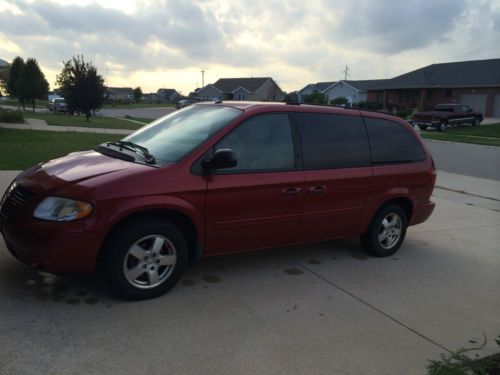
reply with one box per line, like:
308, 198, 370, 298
0, 171, 499, 374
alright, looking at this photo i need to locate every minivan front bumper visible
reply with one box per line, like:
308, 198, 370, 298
0, 215, 102, 274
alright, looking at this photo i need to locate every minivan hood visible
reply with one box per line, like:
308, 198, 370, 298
16, 150, 140, 194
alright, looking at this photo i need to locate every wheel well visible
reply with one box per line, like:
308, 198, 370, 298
380, 197, 413, 222
98, 209, 199, 266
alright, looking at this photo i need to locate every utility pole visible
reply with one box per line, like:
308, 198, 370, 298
342, 65, 351, 80
201, 70, 205, 88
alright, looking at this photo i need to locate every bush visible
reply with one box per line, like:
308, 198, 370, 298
357, 101, 383, 110
330, 96, 349, 106
396, 108, 410, 119
0, 108, 24, 123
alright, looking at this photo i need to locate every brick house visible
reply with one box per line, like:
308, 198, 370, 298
196, 77, 284, 102
367, 58, 500, 117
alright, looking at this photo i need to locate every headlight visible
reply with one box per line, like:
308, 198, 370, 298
34, 197, 93, 222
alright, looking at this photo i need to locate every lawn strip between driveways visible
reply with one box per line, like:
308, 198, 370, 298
0, 128, 123, 170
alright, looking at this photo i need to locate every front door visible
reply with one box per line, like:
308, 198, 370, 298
204, 113, 304, 254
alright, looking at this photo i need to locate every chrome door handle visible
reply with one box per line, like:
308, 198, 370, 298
308, 185, 327, 194
281, 187, 302, 195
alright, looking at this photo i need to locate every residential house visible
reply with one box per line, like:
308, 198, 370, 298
157, 88, 180, 102
196, 77, 285, 102
367, 58, 500, 117
105, 87, 134, 103
322, 80, 388, 105
297, 82, 335, 103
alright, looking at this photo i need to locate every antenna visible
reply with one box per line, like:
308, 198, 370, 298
342, 65, 351, 80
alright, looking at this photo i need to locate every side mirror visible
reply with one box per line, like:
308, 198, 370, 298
202, 149, 237, 171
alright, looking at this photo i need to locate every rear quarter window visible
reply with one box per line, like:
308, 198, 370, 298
364, 117, 426, 164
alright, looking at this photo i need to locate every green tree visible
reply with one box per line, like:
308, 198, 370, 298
16, 58, 49, 112
304, 91, 326, 104
133, 87, 142, 103
6, 56, 24, 105
56, 55, 106, 121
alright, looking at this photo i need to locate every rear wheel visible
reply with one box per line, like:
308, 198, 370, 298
361, 204, 408, 257
436, 121, 447, 132
103, 217, 188, 300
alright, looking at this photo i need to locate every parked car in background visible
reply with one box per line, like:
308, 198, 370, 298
48, 98, 68, 113
1, 102, 436, 300
413, 103, 483, 131
176, 99, 193, 109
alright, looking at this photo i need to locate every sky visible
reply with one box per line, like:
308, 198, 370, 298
0, 0, 499, 95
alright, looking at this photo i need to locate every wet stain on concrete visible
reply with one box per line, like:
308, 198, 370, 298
284, 268, 304, 275
202, 275, 221, 284
203, 285, 208, 289
292, 304, 298, 310
392, 257, 400, 261
318, 313, 324, 317
308, 259, 321, 265
466, 203, 474, 206
106, 304, 113, 309
181, 279, 195, 287
65, 298, 81, 305
350, 252, 368, 260
84, 298, 98, 305
331, 257, 338, 260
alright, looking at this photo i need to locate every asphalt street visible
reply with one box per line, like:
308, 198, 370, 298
424, 139, 500, 181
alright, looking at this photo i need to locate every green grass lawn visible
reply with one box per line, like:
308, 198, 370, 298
102, 103, 174, 109
420, 123, 500, 147
0, 129, 123, 170
25, 112, 144, 130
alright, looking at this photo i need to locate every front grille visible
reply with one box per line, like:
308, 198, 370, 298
0, 185, 35, 219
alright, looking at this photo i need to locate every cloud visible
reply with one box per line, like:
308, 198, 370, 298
0, 0, 499, 93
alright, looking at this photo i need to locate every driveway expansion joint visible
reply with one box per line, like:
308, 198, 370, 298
282, 254, 452, 353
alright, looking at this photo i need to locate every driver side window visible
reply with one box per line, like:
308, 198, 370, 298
214, 113, 295, 173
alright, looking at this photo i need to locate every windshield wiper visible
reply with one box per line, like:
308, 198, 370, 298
107, 141, 156, 164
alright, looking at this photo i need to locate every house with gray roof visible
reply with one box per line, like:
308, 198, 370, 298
322, 79, 388, 105
196, 77, 284, 102
105, 87, 134, 103
297, 82, 335, 103
367, 58, 500, 117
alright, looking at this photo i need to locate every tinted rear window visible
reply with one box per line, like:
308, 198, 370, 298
298, 113, 370, 169
364, 117, 426, 164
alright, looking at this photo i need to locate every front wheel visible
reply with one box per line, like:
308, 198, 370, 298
418, 125, 428, 130
361, 204, 408, 257
103, 218, 188, 300
473, 117, 481, 126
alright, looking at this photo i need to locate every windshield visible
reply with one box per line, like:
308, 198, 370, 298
122, 105, 242, 164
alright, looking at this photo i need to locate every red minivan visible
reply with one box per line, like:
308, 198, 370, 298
0, 102, 436, 299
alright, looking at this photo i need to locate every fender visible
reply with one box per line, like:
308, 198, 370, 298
88, 194, 205, 246
357, 187, 415, 234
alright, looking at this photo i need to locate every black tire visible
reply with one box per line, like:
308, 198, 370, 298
103, 217, 188, 300
436, 121, 447, 132
472, 117, 481, 126
418, 125, 428, 130
361, 204, 408, 257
